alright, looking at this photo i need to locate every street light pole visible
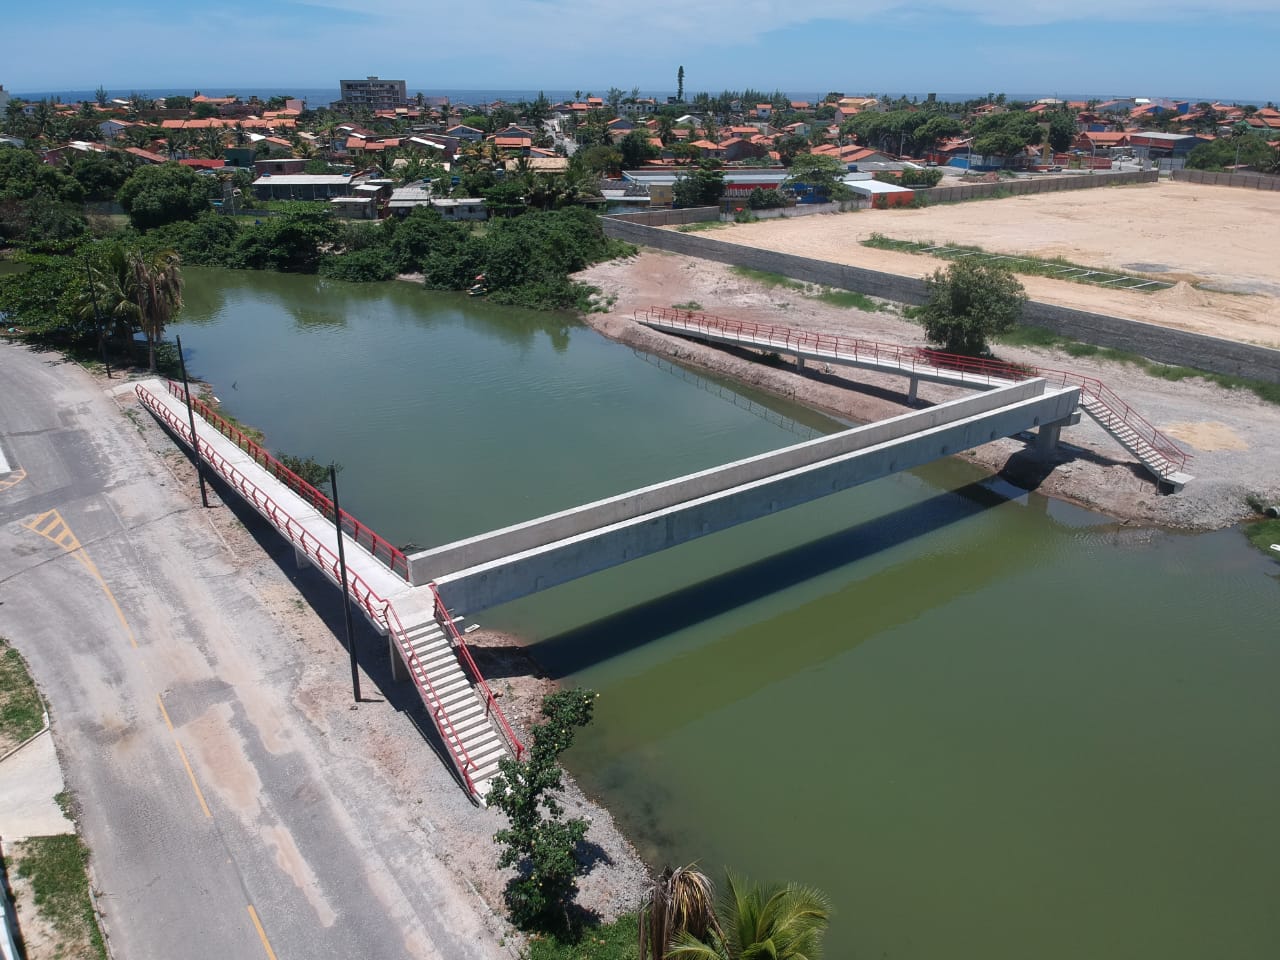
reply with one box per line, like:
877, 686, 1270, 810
175, 335, 210, 508
329, 464, 361, 704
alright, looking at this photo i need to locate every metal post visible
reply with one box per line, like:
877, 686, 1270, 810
175, 335, 210, 508
82, 253, 111, 379
330, 464, 361, 704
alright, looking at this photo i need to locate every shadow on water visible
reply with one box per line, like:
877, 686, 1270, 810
526, 474, 1041, 682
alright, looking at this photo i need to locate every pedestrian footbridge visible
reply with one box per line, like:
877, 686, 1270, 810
135, 316, 1184, 798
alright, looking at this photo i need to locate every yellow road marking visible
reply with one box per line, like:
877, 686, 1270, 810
0, 468, 25, 493
247, 904, 279, 960
21, 509, 138, 648
156, 694, 213, 819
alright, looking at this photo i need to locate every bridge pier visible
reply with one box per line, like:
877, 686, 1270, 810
389, 635, 410, 683
907, 376, 919, 405
294, 547, 309, 570
796, 355, 806, 374
1035, 412, 1082, 461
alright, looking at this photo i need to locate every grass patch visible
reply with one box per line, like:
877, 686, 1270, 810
1244, 518, 1280, 557
0, 639, 44, 749
730, 266, 806, 290
993, 325, 1280, 405
676, 220, 730, 233
671, 300, 703, 311
862, 233, 1170, 293
814, 290, 889, 312
12, 835, 107, 960
526, 913, 638, 960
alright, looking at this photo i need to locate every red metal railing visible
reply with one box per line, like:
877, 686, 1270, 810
636, 307, 1190, 475
160, 380, 410, 580
136, 383, 516, 798
428, 584, 526, 762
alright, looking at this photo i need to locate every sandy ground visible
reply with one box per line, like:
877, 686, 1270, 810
576, 250, 1280, 531
701, 180, 1280, 348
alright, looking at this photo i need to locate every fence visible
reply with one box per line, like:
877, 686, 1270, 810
600, 218, 1280, 384
1171, 169, 1280, 190
921, 169, 1156, 204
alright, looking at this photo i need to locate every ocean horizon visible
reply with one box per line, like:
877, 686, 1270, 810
10, 86, 1273, 108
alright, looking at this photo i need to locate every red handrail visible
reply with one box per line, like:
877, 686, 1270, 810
161, 380, 410, 580
136, 384, 498, 796
636, 307, 1190, 475
427, 584, 526, 762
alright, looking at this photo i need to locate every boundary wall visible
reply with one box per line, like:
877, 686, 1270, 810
600, 218, 1280, 384
923, 169, 1156, 203
1171, 169, 1280, 190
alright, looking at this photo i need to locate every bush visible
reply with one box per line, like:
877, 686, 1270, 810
142, 213, 240, 266
920, 259, 1026, 355
488, 689, 597, 932
318, 247, 396, 282
117, 163, 212, 230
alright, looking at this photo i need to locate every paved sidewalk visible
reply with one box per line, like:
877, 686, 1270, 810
0, 729, 74, 840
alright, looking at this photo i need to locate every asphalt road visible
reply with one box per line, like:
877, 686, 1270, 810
0, 344, 506, 960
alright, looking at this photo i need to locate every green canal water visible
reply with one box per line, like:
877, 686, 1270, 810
174, 267, 1280, 960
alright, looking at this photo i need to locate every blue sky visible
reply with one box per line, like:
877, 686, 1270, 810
8, 0, 1278, 103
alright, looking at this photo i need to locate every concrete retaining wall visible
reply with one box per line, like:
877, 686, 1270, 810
606, 206, 719, 226
432, 385, 1081, 613
408, 380, 1045, 584
922, 169, 1156, 204
1172, 169, 1280, 190
601, 218, 1280, 384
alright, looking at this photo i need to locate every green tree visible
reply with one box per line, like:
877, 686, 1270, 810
117, 163, 211, 229
920, 259, 1026, 355
619, 129, 660, 168
487, 689, 597, 931
677, 66, 685, 102
784, 152, 852, 201
673, 160, 726, 208
95, 86, 109, 107
71, 152, 135, 202
1047, 110, 1076, 153
667, 873, 832, 960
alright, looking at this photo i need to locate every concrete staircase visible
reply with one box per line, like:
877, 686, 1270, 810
1081, 395, 1193, 490
394, 610, 512, 802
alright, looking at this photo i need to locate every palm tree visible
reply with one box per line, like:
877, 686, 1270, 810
667, 872, 831, 960
640, 865, 721, 960
81, 245, 184, 372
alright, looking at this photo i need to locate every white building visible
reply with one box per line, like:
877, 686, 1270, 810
0, 85, 9, 115
339, 77, 407, 111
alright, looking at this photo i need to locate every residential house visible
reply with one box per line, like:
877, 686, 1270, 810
98, 118, 133, 140
254, 157, 308, 177
620, 98, 658, 116
447, 124, 484, 142
430, 198, 487, 221
252, 173, 354, 201
754, 103, 773, 120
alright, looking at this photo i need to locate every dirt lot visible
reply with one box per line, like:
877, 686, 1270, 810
705, 180, 1280, 348
576, 250, 1280, 531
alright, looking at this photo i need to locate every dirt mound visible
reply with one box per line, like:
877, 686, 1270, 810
1155, 281, 1219, 308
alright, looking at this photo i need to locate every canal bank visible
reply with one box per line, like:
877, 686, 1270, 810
576, 250, 1280, 532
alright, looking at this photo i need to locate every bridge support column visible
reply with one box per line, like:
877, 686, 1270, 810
1035, 411, 1082, 461
389, 635, 410, 683
796, 355, 806, 374
294, 547, 309, 570
1035, 420, 1065, 460
907, 376, 919, 405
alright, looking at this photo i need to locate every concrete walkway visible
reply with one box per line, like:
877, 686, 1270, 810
0, 728, 73, 839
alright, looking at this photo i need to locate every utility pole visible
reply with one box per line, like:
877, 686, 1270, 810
175, 335, 210, 507
330, 464, 361, 704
